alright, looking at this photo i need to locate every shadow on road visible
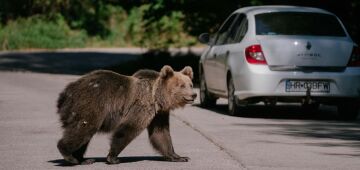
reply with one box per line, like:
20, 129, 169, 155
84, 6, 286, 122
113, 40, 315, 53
0, 50, 200, 83
196, 103, 360, 156
0, 51, 141, 75
48, 156, 165, 166
195, 103, 342, 121
235, 119, 360, 157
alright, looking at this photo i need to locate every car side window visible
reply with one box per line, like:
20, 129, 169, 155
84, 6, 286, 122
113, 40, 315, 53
235, 17, 248, 43
214, 14, 238, 46
226, 14, 245, 44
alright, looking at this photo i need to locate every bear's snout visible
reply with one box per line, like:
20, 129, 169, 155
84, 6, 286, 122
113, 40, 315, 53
191, 93, 197, 99
183, 92, 197, 104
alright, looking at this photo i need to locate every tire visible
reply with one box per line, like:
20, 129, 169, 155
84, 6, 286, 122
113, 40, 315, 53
227, 76, 239, 116
199, 71, 217, 107
337, 103, 359, 121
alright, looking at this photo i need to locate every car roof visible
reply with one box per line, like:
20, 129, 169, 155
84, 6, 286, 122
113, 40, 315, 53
234, 5, 333, 16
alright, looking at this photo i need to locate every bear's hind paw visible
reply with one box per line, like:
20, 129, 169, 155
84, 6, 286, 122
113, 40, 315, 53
106, 156, 120, 164
166, 156, 190, 162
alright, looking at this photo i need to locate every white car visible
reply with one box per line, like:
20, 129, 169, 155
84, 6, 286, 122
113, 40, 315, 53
198, 5, 360, 120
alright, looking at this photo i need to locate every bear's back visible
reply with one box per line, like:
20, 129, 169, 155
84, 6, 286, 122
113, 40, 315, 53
133, 69, 159, 80
57, 70, 157, 129
57, 70, 135, 127
67, 70, 134, 102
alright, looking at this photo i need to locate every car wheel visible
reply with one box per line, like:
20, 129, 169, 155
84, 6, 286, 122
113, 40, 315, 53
227, 76, 239, 116
337, 103, 359, 121
200, 71, 217, 107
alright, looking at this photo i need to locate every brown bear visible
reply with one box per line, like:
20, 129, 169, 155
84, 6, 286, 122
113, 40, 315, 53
56, 65, 196, 165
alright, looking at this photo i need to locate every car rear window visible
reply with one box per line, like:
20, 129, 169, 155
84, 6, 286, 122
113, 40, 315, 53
255, 12, 346, 36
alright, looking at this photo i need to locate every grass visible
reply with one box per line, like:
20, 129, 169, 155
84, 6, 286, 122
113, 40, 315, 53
0, 15, 87, 50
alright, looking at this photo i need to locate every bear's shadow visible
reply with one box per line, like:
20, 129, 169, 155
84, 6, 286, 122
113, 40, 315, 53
48, 156, 166, 166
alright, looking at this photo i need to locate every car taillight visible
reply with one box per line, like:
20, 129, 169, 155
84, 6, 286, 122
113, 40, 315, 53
245, 45, 267, 65
348, 46, 360, 67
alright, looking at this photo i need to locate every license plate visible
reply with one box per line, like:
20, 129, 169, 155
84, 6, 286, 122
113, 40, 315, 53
285, 80, 330, 93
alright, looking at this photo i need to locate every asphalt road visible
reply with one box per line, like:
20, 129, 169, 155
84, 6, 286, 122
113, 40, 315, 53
1, 49, 360, 170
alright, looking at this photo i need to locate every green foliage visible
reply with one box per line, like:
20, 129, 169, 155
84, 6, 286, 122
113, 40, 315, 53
124, 5, 149, 46
1, 0, 359, 50
85, 5, 128, 47
142, 10, 196, 49
60, 0, 112, 37
0, 14, 87, 50
87, 4, 196, 49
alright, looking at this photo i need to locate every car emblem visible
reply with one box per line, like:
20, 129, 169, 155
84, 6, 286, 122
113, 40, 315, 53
306, 42, 312, 50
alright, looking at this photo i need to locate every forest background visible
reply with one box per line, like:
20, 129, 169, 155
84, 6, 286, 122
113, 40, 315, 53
1, 0, 359, 50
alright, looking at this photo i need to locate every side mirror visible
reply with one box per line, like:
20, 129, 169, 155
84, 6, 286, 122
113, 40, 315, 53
198, 33, 210, 45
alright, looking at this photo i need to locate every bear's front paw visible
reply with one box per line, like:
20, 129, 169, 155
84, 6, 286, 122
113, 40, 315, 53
80, 159, 96, 165
63, 155, 80, 165
166, 156, 190, 162
106, 156, 120, 164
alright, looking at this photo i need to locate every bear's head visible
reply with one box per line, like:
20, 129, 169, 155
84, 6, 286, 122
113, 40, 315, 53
154, 65, 197, 111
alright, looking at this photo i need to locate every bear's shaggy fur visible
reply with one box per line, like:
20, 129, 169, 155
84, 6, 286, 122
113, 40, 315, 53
56, 65, 196, 165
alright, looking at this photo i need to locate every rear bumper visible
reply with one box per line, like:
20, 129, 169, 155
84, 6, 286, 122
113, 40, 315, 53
233, 65, 360, 101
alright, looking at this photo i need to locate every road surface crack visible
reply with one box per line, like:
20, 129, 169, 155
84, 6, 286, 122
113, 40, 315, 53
173, 115, 248, 170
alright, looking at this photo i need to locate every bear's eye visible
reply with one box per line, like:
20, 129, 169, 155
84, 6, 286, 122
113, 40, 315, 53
180, 84, 186, 88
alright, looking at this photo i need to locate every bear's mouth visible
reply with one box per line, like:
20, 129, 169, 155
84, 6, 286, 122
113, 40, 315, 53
183, 97, 194, 104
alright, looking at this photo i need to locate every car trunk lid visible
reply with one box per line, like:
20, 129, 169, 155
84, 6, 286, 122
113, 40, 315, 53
257, 36, 353, 68
254, 11, 353, 69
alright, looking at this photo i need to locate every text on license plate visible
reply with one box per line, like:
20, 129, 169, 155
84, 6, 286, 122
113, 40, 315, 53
285, 80, 330, 93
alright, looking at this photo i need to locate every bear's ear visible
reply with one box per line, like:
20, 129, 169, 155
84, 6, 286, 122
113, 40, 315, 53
160, 65, 174, 79
181, 66, 193, 79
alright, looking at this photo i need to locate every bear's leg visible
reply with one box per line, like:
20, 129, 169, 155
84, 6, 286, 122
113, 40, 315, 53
57, 127, 96, 165
107, 124, 141, 164
147, 112, 189, 162
57, 138, 82, 164
72, 141, 96, 165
